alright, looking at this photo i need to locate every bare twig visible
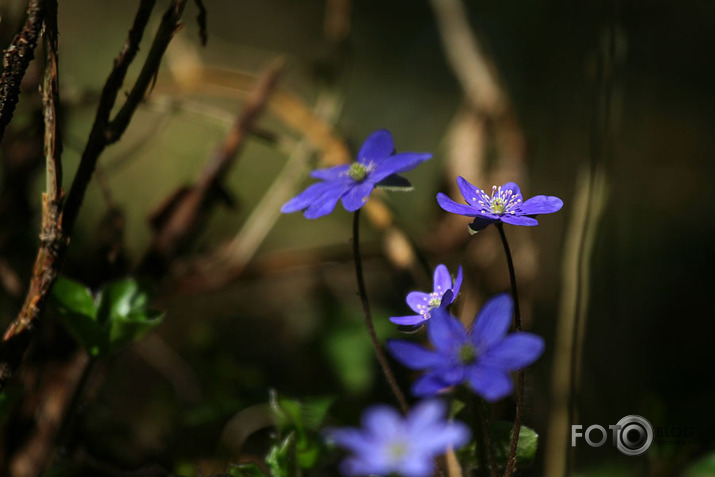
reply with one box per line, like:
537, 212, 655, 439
137, 59, 283, 278
192, 0, 207, 45
0, 0, 44, 143
0, 0, 188, 391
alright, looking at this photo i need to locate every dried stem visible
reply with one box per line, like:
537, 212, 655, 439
138, 60, 283, 278
0, 0, 45, 143
0, 0, 188, 391
495, 223, 523, 477
352, 209, 409, 414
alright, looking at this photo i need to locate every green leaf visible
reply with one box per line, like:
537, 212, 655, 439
108, 309, 164, 351
266, 432, 297, 477
51, 276, 164, 356
490, 421, 538, 467
51, 276, 106, 355
97, 279, 149, 324
51, 276, 97, 319
229, 463, 269, 477
269, 393, 333, 470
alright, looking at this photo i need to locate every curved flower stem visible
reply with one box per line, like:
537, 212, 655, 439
495, 223, 523, 477
352, 210, 409, 414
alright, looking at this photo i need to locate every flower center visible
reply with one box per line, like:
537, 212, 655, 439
428, 296, 442, 308
348, 162, 370, 182
458, 344, 478, 364
388, 441, 408, 461
477, 185, 522, 216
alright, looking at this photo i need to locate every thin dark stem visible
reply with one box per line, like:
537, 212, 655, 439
479, 399, 498, 477
496, 223, 521, 331
495, 223, 523, 477
352, 209, 409, 414
54, 357, 96, 457
472, 396, 490, 477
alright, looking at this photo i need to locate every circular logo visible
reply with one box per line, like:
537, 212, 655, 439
615, 415, 653, 456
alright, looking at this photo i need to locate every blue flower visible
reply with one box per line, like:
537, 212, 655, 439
281, 129, 432, 219
387, 294, 544, 401
390, 264, 463, 326
436, 177, 563, 232
324, 400, 470, 477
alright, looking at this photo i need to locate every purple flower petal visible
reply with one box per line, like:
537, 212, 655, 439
519, 195, 564, 215
468, 216, 498, 233
501, 181, 522, 199
281, 182, 337, 213
428, 307, 468, 354
406, 399, 446, 432
389, 314, 426, 326
466, 365, 513, 402
470, 293, 513, 349
437, 193, 480, 217
340, 181, 375, 212
481, 333, 545, 371
451, 266, 464, 299
406, 291, 431, 314
457, 176, 480, 205
398, 458, 436, 477
387, 340, 444, 370
412, 371, 451, 397
433, 264, 452, 294
325, 428, 373, 455
363, 404, 402, 437
370, 152, 432, 182
303, 184, 347, 219
358, 129, 394, 163
310, 164, 350, 181
413, 422, 471, 456
500, 215, 539, 226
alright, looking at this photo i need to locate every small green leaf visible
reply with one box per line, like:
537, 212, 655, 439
266, 432, 296, 477
490, 421, 538, 467
51, 276, 107, 354
51, 276, 96, 319
108, 309, 164, 351
96, 279, 149, 324
269, 393, 333, 470
229, 463, 269, 477
51, 276, 164, 356
458, 422, 539, 471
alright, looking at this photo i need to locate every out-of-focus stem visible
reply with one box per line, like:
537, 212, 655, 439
352, 209, 409, 414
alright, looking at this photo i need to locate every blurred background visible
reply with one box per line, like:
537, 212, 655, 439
0, 0, 714, 475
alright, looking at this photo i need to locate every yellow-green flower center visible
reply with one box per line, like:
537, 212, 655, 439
428, 297, 441, 308
490, 197, 506, 214
459, 344, 477, 364
388, 441, 408, 460
476, 185, 523, 216
348, 162, 370, 181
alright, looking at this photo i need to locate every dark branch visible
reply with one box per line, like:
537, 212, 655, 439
0, 0, 188, 391
0, 0, 45, 143
193, 0, 208, 46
